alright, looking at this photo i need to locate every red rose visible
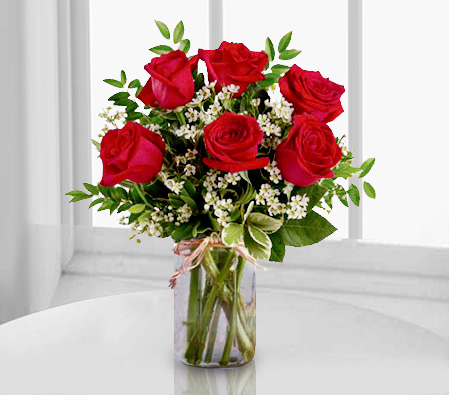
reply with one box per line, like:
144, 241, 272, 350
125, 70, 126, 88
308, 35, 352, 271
138, 50, 199, 109
276, 115, 342, 187
199, 42, 268, 97
100, 122, 165, 187
203, 112, 269, 173
279, 65, 345, 123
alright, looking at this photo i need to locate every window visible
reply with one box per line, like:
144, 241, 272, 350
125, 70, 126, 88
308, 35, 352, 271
363, 0, 449, 245
89, 0, 209, 227
86, 0, 449, 247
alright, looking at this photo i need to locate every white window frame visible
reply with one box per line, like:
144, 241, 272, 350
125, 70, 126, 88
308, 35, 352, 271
64, 0, 363, 236
59, 1, 449, 301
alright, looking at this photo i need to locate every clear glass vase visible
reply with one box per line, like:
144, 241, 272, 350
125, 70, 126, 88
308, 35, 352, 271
174, 242, 256, 368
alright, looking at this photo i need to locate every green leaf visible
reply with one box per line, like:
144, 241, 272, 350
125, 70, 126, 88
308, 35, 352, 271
92, 139, 101, 151
137, 212, 150, 223
279, 49, 301, 60
242, 201, 254, 223
271, 64, 290, 75
363, 182, 376, 199
149, 45, 173, 55
108, 92, 129, 101
178, 39, 190, 53
347, 184, 360, 206
103, 79, 123, 88
258, 73, 278, 88
109, 201, 120, 214
171, 222, 197, 243
129, 204, 146, 214
359, 158, 375, 178
244, 229, 271, 260
83, 183, 99, 195
248, 224, 272, 249
279, 211, 337, 247
155, 20, 170, 39
126, 112, 143, 121
98, 185, 111, 198
338, 193, 349, 207
117, 202, 132, 213
69, 194, 92, 203
269, 232, 285, 262
128, 79, 141, 89
89, 198, 104, 208
112, 187, 128, 200
265, 37, 275, 62
66, 190, 88, 197
98, 200, 114, 211
247, 213, 282, 233
173, 21, 184, 44
222, 223, 244, 246
278, 31, 292, 53
120, 70, 126, 85
333, 163, 360, 179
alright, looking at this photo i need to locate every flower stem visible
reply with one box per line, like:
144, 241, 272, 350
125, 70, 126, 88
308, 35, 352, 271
204, 296, 222, 363
185, 265, 200, 364
220, 269, 237, 365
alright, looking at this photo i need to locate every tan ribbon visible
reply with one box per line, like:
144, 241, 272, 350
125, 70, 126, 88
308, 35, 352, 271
169, 236, 268, 289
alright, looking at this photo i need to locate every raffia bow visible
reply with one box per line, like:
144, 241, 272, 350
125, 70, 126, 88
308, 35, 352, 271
169, 236, 268, 289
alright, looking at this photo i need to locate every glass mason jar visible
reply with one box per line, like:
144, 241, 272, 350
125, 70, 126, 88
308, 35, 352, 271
174, 241, 256, 368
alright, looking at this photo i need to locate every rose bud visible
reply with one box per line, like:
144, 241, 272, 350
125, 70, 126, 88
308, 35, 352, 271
203, 112, 269, 173
100, 122, 165, 187
276, 115, 342, 187
138, 50, 199, 109
279, 65, 345, 123
199, 42, 268, 97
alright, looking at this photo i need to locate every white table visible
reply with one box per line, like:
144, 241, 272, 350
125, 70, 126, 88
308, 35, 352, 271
0, 289, 448, 395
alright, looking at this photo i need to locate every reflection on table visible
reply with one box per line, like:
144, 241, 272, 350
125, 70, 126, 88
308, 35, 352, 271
174, 360, 255, 395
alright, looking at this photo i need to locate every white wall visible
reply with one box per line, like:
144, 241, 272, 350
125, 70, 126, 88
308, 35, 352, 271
0, 0, 62, 323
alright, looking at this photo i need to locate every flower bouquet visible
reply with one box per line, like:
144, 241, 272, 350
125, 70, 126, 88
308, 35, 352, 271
67, 20, 376, 368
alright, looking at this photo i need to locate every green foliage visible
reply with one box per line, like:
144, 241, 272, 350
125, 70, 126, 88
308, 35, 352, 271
155, 20, 170, 39
268, 232, 285, 262
83, 183, 99, 195
265, 37, 275, 62
278, 31, 292, 53
129, 204, 146, 214
347, 184, 360, 206
128, 79, 141, 89
222, 223, 244, 246
179, 39, 190, 53
92, 139, 101, 151
103, 79, 123, 88
278, 211, 337, 247
279, 49, 301, 60
150, 45, 173, 55
271, 64, 290, 75
359, 158, 375, 177
332, 163, 360, 179
120, 70, 126, 85
247, 213, 282, 233
363, 181, 376, 198
173, 21, 184, 44
258, 73, 279, 88
66, 190, 91, 203
244, 228, 271, 260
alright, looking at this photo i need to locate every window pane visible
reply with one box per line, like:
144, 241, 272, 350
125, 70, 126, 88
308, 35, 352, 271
363, 0, 449, 245
90, 0, 209, 227
224, 0, 349, 238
